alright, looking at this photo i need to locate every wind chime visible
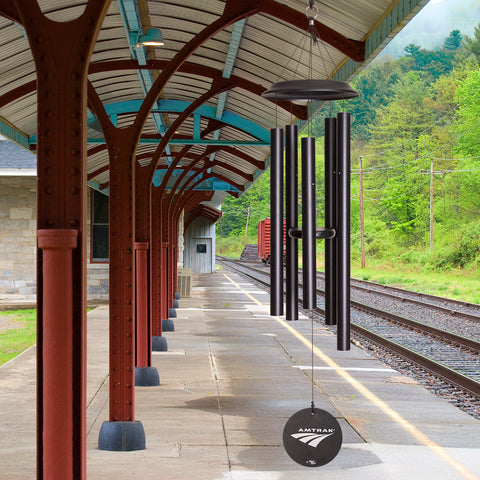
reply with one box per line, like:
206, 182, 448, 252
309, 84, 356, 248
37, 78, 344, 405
262, 0, 359, 468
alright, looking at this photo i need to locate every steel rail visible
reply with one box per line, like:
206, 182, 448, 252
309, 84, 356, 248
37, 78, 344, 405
217, 257, 480, 398
351, 323, 480, 397
350, 299, 480, 353
316, 271, 480, 323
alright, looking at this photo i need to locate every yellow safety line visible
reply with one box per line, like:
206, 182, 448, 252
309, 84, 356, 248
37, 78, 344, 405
223, 273, 479, 480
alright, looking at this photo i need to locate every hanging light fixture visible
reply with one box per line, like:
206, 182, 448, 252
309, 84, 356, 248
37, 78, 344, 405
136, 28, 164, 48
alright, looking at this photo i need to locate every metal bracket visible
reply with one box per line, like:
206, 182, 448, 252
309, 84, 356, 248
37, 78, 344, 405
288, 227, 336, 240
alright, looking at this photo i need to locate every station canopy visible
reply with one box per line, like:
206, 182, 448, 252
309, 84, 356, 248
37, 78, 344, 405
0, 0, 429, 203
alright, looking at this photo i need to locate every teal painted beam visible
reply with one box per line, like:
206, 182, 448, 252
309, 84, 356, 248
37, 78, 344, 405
193, 114, 201, 140
214, 20, 247, 161
88, 99, 269, 142
83, 138, 269, 146
223, 20, 246, 79
152, 172, 239, 191
117, 0, 169, 151
0, 120, 30, 149
29, 133, 267, 146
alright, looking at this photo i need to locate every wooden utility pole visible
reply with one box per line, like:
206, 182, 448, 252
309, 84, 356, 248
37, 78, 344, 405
245, 205, 251, 236
421, 158, 443, 251
359, 156, 366, 268
352, 158, 371, 268
430, 157, 434, 250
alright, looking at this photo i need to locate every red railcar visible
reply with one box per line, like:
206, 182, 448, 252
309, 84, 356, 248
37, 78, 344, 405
257, 218, 286, 264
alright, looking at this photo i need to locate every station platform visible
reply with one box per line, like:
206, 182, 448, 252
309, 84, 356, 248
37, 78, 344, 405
1, 270, 480, 479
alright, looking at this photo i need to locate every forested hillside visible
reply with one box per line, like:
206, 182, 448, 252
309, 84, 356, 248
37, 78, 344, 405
218, 26, 480, 271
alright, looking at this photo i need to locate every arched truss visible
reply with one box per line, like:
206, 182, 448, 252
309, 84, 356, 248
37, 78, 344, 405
0, 0, 426, 201
86, 98, 270, 143
184, 204, 223, 232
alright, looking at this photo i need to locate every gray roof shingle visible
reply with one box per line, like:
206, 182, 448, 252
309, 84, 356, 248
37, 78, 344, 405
0, 139, 36, 170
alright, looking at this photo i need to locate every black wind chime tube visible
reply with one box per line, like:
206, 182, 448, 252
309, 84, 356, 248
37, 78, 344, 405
324, 117, 337, 325
336, 112, 351, 350
270, 127, 284, 316
301, 136, 316, 310
285, 125, 299, 320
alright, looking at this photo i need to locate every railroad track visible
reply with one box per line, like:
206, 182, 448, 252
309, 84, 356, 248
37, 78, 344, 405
217, 257, 480, 401
317, 271, 480, 324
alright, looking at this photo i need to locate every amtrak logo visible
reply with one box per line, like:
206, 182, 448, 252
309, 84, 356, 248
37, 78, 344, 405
283, 408, 342, 467
291, 428, 335, 448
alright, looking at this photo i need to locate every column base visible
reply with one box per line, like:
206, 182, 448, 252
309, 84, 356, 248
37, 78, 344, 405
152, 336, 168, 351
168, 307, 177, 318
135, 366, 160, 386
162, 318, 175, 332
174, 291, 180, 300
98, 421, 146, 451
172, 299, 179, 308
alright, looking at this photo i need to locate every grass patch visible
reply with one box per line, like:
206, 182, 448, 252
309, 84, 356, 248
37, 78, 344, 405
0, 309, 36, 366
351, 264, 480, 304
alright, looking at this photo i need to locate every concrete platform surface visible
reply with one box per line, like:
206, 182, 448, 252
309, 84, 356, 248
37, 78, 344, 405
1, 271, 479, 479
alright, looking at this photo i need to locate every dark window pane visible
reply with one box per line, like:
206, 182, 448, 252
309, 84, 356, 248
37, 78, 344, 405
93, 190, 109, 224
93, 225, 109, 260
197, 244, 207, 253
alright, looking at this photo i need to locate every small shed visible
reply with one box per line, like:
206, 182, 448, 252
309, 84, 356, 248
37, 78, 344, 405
184, 216, 217, 274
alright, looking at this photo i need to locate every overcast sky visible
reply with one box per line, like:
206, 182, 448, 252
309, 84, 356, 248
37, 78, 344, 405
382, 0, 480, 57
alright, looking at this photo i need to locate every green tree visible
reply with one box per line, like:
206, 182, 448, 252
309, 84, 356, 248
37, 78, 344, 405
463, 23, 480, 62
219, 170, 270, 238
452, 69, 480, 157
444, 30, 463, 51
401, 43, 456, 80
366, 71, 434, 243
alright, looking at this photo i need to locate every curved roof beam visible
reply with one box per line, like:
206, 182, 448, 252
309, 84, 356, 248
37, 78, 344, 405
88, 117, 263, 184
165, 148, 264, 170
259, 0, 364, 62
160, 154, 252, 201
90, 99, 269, 142
1, 0, 364, 152
177, 190, 216, 220
154, 76, 236, 193
184, 205, 222, 231
157, 162, 254, 183
181, 171, 244, 196
0, 2, 22, 23
0, 61, 306, 120
89, 60, 307, 120
129, 0, 364, 168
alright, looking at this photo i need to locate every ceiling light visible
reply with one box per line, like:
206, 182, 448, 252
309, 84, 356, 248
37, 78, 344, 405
136, 28, 164, 48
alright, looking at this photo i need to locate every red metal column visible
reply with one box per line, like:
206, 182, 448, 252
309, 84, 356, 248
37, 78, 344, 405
171, 207, 182, 303
37, 230, 77, 480
161, 241, 169, 320
162, 199, 176, 328
97, 129, 146, 450
135, 242, 149, 367
12, 2, 110, 478
134, 241, 159, 385
135, 165, 152, 365
107, 132, 136, 420
150, 186, 168, 350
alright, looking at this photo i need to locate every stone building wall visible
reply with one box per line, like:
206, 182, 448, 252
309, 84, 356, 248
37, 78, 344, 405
0, 176, 109, 301
0, 176, 37, 295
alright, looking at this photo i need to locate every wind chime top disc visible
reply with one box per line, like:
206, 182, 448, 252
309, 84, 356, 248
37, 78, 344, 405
283, 407, 342, 467
262, 79, 359, 101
